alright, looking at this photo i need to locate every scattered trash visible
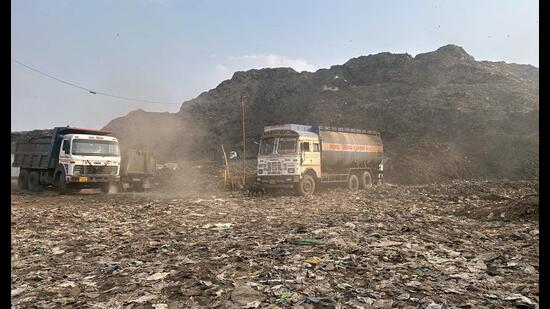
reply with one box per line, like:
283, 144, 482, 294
132, 294, 157, 303
344, 222, 356, 229
523, 265, 536, 275
303, 258, 321, 266
11, 287, 26, 297
145, 272, 169, 281
201, 223, 233, 230
52, 248, 65, 255
503, 294, 535, 307
324, 262, 335, 271
288, 239, 322, 246
278, 290, 293, 301
11, 179, 538, 308
244, 300, 262, 308
425, 302, 443, 309
105, 264, 121, 273
231, 285, 266, 306
370, 240, 402, 247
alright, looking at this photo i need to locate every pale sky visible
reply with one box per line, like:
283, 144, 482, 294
11, 0, 539, 131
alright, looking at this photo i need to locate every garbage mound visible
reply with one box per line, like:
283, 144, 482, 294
101, 44, 539, 184
456, 193, 539, 222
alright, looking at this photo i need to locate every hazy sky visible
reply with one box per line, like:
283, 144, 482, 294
11, 0, 538, 131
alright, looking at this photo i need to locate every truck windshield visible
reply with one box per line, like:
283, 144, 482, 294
259, 138, 275, 155
72, 140, 120, 157
278, 137, 297, 154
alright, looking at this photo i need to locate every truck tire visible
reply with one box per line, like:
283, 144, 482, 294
348, 174, 359, 191
100, 183, 111, 194
18, 169, 29, 190
57, 172, 73, 195
360, 171, 373, 189
28, 171, 43, 192
296, 174, 316, 196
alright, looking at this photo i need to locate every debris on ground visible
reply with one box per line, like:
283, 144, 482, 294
11, 179, 538, 308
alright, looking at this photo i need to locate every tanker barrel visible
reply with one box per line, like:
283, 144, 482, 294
320, 130, 383, 172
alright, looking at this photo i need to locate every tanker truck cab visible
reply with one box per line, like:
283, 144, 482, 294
255, 124, 384, 196
256, 124, 322, 195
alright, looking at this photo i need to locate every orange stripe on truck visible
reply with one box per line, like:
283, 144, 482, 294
323, 143, 383, 153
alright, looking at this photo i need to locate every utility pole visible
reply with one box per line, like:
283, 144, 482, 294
241, 96, 247, 186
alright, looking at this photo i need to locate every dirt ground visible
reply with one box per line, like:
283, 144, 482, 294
11, 179, 538, 309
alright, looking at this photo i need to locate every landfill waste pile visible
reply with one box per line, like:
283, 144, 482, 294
102, 44, 539, 184
13, 45, 539, 184
11, 179, 538, 308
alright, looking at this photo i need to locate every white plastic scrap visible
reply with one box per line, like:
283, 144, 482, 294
201, 223, 233, 230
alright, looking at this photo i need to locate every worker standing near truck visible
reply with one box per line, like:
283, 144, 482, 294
255, 124, 383, 196
12, 126, 121, 194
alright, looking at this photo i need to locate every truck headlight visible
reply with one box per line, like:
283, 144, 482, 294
256, 177, 261, 182
288, 168, 295, 173
74, 170, 80, 175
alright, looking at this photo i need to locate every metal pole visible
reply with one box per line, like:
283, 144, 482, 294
221, 144, 233, 191
241, 96, 246, 186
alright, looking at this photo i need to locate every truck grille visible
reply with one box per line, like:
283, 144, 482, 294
74, 165, 118, 175
267, 161, 281, 174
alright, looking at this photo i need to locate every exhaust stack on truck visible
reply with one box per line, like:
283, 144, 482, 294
255, 124, 383, 196
12, 126, 121, 194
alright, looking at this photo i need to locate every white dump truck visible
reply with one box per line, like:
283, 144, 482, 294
12, 126, 121, 194
255, 124, 383, 196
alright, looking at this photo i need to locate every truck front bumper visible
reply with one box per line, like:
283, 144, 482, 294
256, 175, 300, 189
68, 175, 120, 183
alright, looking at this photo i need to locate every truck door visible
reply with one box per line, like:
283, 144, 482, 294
301, 141, 320, 166
60, 139, 71, 158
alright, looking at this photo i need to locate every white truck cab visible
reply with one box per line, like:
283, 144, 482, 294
59, 134, 121, 184
256, 124, 320, 189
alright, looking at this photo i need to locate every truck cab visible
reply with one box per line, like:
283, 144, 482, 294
256, 124, 320, 193
255, 124, 384, 196
58, 133, 121, 185
13, 126, 121, 193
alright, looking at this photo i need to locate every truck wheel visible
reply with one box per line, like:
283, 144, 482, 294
348, 174, 359, 191
28, 171, 43, 192
360, 171, 373, 189
100, 183, 111, 194
18, 169, 29, 190
296, 174, 316, 196
57, 174, 71, 195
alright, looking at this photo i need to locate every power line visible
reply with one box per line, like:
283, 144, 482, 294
11, 58, 182, 105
